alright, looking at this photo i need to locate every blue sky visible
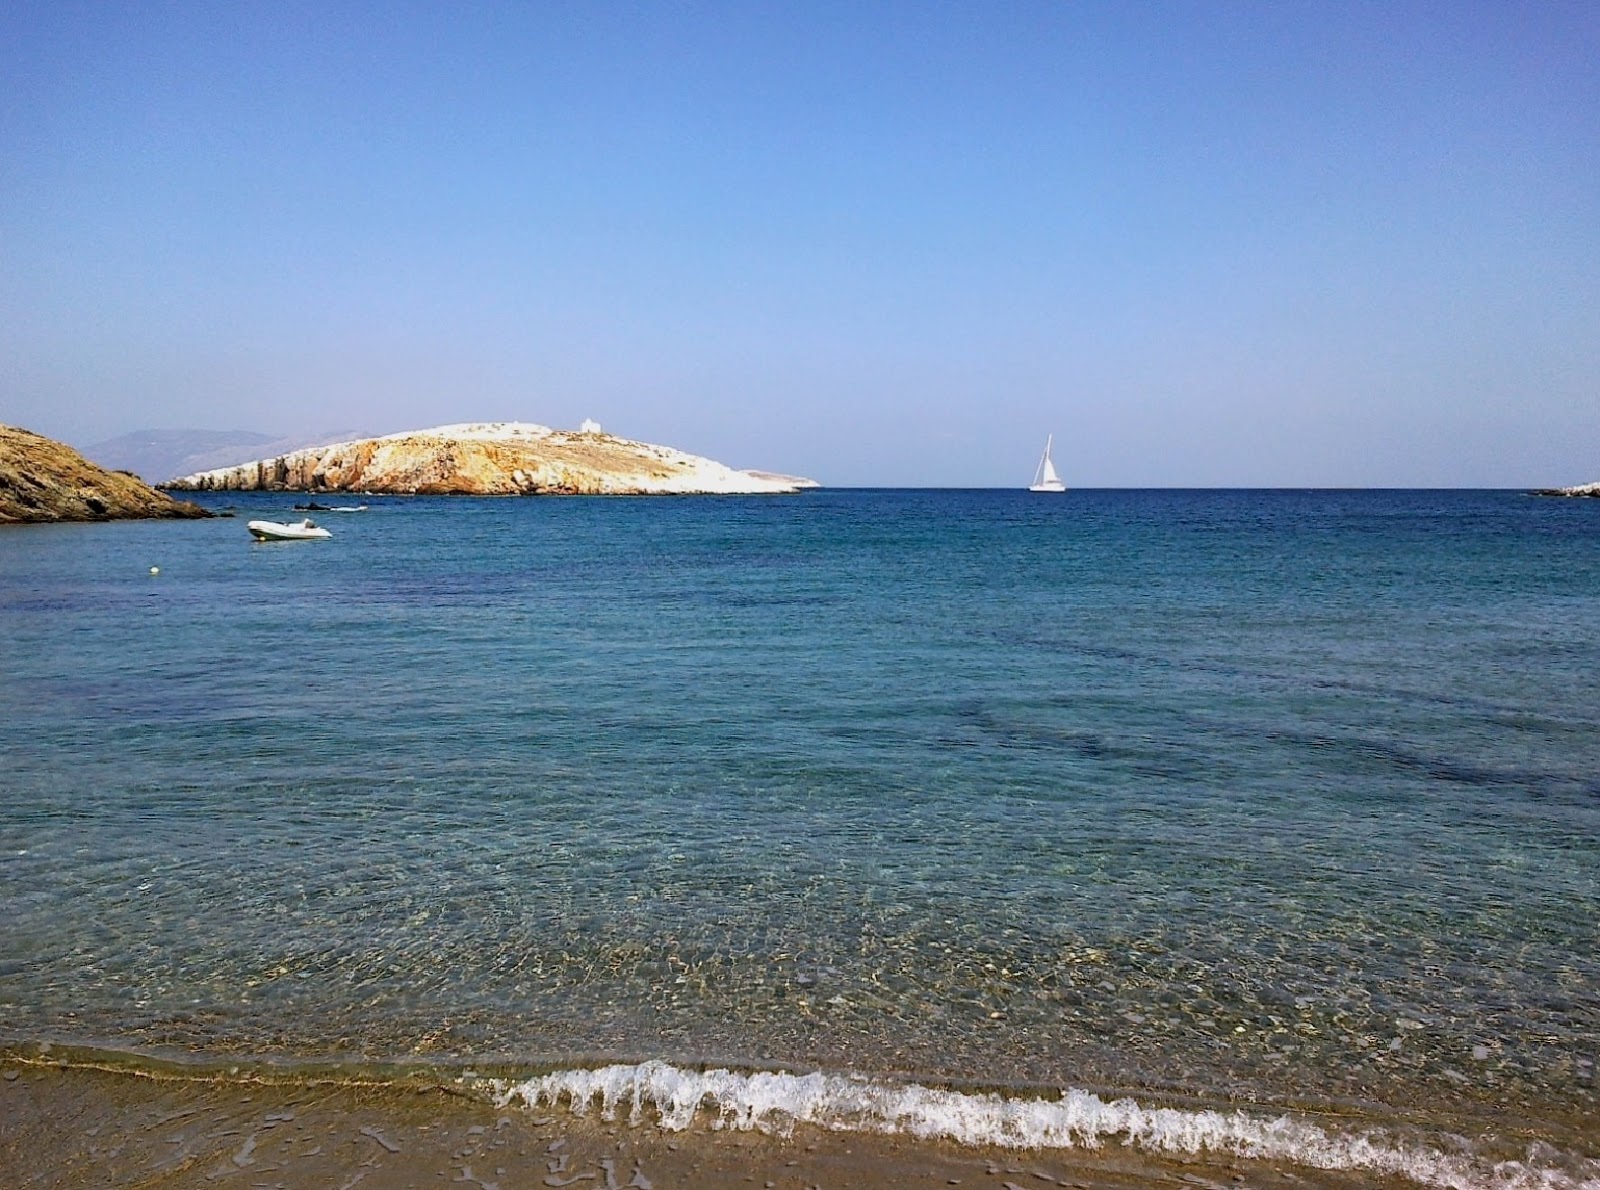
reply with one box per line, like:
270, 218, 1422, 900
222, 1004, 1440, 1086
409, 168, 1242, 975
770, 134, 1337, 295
2, 1, 1596, 485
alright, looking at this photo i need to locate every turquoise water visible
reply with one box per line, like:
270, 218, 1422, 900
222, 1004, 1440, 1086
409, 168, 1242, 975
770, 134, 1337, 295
2, 490, 1597, 1181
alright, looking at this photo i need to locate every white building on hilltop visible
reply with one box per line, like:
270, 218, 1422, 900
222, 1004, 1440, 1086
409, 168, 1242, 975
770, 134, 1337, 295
579, 418, 602, 434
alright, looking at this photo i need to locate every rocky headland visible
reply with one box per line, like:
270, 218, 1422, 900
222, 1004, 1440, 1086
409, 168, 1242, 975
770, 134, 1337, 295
86, 427, 369, 486
0, 425, 213, 524
1531, 481, 1600, 497
163, 422, 819, 495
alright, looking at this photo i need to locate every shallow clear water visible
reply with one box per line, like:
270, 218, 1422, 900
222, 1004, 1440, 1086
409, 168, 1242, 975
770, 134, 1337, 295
2, 490, 1597, 1165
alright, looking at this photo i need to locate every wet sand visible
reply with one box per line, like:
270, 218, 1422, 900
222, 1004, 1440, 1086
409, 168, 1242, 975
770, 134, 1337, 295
0, 1058, 1415, 1190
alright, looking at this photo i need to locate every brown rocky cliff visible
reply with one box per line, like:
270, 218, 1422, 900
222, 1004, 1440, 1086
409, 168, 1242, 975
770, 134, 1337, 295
0, 425, 213, 524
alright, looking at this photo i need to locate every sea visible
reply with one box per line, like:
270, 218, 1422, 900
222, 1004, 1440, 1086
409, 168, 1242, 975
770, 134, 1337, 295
1, 488, 1596, 1188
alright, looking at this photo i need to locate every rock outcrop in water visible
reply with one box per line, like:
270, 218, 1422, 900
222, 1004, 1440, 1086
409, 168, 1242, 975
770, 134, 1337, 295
164, 422, 819, 496
0, 425, 213, 524
1530, 481, 1600, 497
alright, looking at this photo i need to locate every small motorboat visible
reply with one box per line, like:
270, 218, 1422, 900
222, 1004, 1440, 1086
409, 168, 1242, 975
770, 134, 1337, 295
247, 518, 331, 541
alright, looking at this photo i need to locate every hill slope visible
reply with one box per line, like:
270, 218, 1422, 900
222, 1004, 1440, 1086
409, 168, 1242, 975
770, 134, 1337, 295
0, 426, 213, 524
164, 422, 819, 495
86, 428, 369, 485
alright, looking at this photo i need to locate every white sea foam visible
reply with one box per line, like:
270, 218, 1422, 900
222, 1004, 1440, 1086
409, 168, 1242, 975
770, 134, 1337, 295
489, 1060, 1600, 1190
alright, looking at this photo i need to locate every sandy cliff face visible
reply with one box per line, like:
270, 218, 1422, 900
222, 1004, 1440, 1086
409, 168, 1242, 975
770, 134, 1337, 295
164, 423, 819, 495
0, 425, 213, 524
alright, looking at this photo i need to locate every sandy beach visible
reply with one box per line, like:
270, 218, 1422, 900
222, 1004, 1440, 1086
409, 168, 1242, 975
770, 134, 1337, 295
0, 1056, 1425, 1190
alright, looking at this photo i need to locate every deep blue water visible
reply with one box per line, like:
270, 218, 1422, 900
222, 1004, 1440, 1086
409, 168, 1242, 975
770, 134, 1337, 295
2, 489, 1597, 1154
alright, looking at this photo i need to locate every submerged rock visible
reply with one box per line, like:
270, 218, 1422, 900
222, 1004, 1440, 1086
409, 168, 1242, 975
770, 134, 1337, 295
0, 425, 213, 524
163, 422, 820, 496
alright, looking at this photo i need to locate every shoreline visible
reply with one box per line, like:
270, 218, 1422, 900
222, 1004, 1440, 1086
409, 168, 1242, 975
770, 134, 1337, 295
2, 1047, 1594, 1190
1, 1058, 1423, 1190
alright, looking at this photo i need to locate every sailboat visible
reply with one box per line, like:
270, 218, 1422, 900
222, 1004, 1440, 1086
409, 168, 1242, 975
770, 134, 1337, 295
1029, 434, 1066, 492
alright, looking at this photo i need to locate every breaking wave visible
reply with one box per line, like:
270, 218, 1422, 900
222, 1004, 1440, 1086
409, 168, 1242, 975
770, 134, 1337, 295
491, 1060, 1600, 1190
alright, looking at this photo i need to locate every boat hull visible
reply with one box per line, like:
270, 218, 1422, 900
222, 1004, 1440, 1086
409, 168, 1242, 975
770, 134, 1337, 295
247, 519, 331, 541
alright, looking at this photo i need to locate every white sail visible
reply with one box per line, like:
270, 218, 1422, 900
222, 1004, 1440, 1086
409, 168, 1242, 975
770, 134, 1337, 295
1029, 434, 1066, 492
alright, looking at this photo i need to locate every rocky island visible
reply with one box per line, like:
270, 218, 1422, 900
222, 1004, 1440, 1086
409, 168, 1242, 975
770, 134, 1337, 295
163, 422, 819, 496
1531, 481, 1600, 497
0, 425, 212, 524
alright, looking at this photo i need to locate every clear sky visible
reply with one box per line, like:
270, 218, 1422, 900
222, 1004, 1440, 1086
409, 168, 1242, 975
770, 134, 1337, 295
2, 1, 1596, 486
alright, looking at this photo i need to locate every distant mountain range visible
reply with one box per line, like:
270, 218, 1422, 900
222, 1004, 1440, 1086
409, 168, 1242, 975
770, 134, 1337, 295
85, 429, 371, 485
